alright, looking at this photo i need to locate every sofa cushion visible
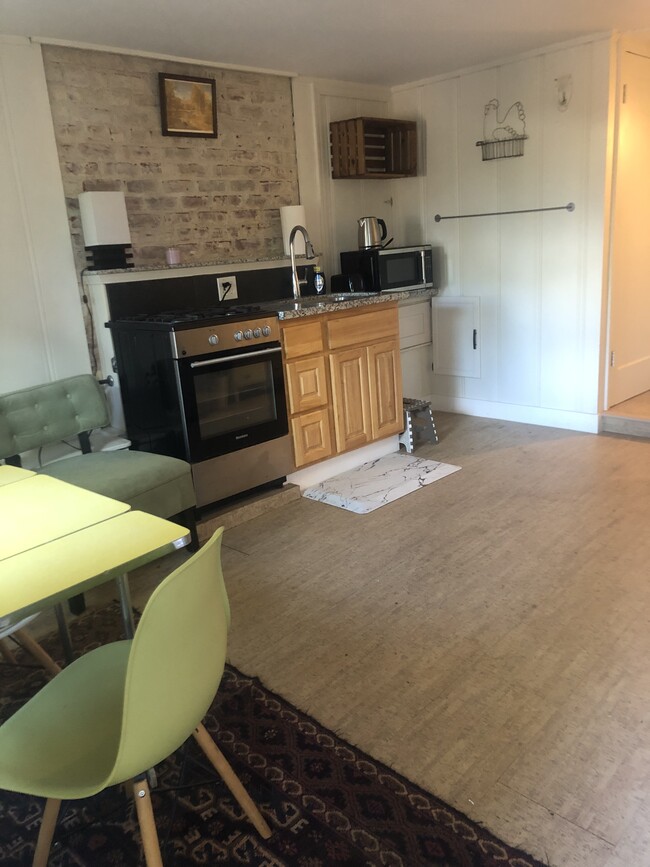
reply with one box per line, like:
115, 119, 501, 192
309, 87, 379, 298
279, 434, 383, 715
39, 451, 195, 519
0, 375, 109, 459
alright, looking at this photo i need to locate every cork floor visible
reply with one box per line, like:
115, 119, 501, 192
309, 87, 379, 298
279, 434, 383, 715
27, 412, 650, 866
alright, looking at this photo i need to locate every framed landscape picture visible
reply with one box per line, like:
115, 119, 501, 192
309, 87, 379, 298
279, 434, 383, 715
158, 73, 217, 138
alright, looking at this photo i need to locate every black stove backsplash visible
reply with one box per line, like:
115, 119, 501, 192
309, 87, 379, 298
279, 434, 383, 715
106, 264, 314, 321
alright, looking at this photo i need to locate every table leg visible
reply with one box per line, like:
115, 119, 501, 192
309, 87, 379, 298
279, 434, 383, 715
54, 604, 74, 663
116, 573, 136, 638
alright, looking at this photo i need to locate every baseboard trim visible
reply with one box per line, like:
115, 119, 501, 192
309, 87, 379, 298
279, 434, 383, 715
599, 415, 650, 439
429, 395, 599, 433
287, 436, 399, 490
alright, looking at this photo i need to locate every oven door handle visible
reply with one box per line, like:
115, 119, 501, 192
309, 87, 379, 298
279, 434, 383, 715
189, 346, 282, 368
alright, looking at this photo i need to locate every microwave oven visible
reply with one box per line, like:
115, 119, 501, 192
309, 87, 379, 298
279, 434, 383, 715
339, 244, 434, 293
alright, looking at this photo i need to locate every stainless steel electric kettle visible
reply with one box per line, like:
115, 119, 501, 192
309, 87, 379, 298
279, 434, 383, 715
358, 216, 388, 249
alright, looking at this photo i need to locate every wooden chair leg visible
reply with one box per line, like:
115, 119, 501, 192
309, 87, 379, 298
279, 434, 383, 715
0, 638, 17, 664
193, 723, 272, 839
133, 779, 164, 867
33, 798, 61, 867
14, 630, 61, 677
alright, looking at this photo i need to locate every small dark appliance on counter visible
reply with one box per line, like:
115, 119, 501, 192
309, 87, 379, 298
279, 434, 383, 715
329, 273, 369, 294
340, 244, 434, 293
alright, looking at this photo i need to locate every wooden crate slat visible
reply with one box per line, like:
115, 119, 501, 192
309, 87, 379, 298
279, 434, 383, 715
330, 117, 417, 179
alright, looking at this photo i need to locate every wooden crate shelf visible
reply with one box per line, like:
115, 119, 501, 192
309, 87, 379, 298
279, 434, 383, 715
330, 117, 417, 179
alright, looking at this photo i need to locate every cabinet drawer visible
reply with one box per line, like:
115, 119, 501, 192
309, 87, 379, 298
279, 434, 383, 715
286, 356, 328, 414
327, 306, 398, 351
399, 300, 432, 350
282, 319, 324, 359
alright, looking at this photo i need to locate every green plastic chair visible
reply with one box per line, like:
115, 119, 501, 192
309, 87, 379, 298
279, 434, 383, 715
0, 527, 271, 866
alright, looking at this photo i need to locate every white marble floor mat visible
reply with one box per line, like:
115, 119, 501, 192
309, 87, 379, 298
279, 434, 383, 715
302, 453, 461, 514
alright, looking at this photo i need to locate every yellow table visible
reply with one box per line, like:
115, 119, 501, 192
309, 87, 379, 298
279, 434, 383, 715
0, 466, 35, 487
0, 467, 189, 655
0, 474, 130, 561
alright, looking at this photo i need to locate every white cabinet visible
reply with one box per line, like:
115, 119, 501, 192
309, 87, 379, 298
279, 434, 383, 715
431, 296, 480, 378
398, 298, 433, 399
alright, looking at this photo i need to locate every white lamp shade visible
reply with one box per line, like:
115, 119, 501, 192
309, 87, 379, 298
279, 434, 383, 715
79, 191, 131, 246
280, 205, 306, 256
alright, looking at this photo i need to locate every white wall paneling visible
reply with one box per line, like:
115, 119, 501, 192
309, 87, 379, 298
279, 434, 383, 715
0, 37, 90, 393
390, 36, 611, 430
292, 77, 393, 279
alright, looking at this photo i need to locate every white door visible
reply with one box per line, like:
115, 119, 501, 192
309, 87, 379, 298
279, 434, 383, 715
431, 296, 481, 379
607, 47, 650, 408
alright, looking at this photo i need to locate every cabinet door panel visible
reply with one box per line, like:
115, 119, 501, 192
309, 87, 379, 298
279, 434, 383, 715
291, 409, 333, 467
431, 296, 481, 378
368, 340, 403, 439
329, 348, 372, 452
401, 344, 433, 399
286, 356, 328, 414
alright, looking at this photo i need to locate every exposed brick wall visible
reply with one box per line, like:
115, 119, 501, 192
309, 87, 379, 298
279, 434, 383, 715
42, 46, 299, 271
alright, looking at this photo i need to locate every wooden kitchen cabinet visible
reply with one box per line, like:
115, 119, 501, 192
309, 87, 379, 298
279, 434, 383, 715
367, 340, 402, 439
285, 355, 329, 414
281, 302, 403, 468
281, 318, 334, 468
329, 117, 417, 179
329, 347, 372, 452
291, 409, 333, 467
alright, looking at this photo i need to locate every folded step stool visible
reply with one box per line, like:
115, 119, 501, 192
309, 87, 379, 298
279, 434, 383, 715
399, 398, 439, 453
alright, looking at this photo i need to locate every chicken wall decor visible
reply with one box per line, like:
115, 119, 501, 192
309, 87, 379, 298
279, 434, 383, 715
476, 99, 528, 161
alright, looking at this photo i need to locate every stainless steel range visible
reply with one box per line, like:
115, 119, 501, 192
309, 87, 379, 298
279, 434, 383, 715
108, 305, 294, 509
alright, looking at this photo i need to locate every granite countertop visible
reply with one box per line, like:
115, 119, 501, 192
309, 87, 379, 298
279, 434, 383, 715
85, 253, 314, 277
263, 287, 437, 320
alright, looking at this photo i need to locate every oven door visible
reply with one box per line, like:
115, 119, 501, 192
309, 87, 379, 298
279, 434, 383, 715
176, 344, 288, 463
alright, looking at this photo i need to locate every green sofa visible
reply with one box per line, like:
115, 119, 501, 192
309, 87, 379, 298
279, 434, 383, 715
0, 375, 198, 610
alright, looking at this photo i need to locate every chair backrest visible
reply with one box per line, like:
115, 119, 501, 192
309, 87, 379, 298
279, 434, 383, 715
108, 527, 231, 784
0, 375, 109, 461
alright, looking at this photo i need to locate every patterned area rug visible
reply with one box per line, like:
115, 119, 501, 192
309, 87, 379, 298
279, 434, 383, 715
303, 453, 462, 514
0, 604, 546, 866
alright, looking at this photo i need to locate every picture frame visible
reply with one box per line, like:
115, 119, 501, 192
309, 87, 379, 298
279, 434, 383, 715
158, 73, 218, 138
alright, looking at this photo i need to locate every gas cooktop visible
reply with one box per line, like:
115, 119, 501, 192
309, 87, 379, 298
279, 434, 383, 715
109, 304, 267, 329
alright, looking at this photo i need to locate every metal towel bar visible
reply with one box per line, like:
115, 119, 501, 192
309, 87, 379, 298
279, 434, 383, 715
434, 202, 575, 222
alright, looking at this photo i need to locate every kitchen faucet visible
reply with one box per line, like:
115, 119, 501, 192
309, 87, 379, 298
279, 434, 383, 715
289, 225, 316, 300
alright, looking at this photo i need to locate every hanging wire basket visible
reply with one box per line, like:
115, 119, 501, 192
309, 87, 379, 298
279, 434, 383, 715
476, 135, 528, 161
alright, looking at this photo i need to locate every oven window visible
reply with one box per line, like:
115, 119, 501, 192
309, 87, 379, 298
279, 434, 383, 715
194, 359, 277, 439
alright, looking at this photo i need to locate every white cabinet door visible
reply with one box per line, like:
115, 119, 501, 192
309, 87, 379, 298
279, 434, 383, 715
431, 296, 480, 378
399, 299, 433, 398
401, 344, 433, 399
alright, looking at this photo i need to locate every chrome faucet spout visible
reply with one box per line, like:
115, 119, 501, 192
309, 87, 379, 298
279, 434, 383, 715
289, 224, 316, 300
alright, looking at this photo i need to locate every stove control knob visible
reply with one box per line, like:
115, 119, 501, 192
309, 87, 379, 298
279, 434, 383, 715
208, 334, 219, 346
243, 329, 253, 340
253, 327, 262, 338
234, 330, 244, 341
262, 325, 272, 337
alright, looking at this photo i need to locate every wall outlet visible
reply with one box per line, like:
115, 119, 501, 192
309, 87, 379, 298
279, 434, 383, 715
217, 275, 238, 301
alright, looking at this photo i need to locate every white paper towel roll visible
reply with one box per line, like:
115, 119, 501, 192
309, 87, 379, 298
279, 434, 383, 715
281, 205, 306, 256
